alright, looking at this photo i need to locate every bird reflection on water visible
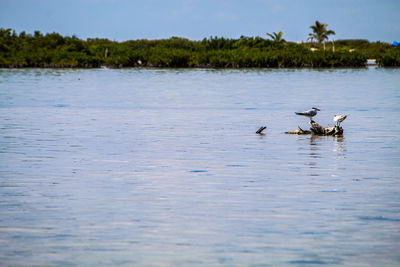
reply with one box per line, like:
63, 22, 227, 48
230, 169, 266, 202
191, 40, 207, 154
296, 134, 348, 177
332, 136, 347, 172
309, 135, 322, 158
307, 135, 322, 176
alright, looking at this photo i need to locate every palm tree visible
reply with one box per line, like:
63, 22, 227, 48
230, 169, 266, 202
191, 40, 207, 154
308, 21, 335, 50
266, 31, 285, 44
307, 35, 315, 47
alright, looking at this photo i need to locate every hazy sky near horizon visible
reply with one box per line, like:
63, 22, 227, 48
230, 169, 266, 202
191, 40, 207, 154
0, 0, 399, 42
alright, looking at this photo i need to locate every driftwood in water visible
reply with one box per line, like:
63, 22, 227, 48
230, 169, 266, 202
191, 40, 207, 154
310, 120, 343, 136
286, 120, 343, 136
285, 126, 311, 135
256, 126, 267, 134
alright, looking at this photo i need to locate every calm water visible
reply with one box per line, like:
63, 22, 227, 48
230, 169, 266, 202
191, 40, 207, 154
0, 67, 399, 266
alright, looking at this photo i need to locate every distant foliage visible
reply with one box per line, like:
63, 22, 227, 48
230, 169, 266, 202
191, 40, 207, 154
377, 46, 400, 66
334, 39, 391, 59
266, 31, 286, 44
0, 28, 397, 68
308, 21, 335, 44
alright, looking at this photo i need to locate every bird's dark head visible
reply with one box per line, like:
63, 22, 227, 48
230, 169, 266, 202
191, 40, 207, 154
312, 107, 321, 111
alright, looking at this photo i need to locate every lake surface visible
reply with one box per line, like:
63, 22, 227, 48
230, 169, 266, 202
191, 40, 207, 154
0, 67, 399, 266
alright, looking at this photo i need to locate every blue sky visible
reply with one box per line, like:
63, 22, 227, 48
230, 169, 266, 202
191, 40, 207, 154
0, 0, 399, 42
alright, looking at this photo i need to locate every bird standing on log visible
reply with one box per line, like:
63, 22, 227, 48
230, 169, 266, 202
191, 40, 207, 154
295, 107, 320, 121
333, 114, 348, 126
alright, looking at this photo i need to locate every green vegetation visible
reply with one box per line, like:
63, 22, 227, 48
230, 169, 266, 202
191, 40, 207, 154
308, 20, 335, 50
0, 28, 398, 68
266, 31, 285, 44
377, 46, 400, 66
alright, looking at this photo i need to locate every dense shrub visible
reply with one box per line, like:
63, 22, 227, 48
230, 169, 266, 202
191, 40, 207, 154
377, 47, 400, 66
0, 28, 396, 68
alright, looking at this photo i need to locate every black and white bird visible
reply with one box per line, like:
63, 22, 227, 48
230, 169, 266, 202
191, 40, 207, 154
295, 107, 320, 121
333, 114, 348, 126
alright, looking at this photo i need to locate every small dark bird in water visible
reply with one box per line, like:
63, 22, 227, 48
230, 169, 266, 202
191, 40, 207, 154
295, 107, 320, 121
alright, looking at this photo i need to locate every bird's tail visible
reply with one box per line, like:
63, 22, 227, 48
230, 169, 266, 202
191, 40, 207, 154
295, 112, 305, 115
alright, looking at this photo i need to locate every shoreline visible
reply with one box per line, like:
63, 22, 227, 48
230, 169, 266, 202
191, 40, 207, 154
0, 64, 387, 70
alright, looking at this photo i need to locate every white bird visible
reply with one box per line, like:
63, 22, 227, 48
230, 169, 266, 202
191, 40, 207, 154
295, 107, 320, 121
333, 114, 348, 126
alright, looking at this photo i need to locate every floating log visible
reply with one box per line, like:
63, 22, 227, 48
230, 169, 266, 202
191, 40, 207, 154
285, 126, 311, 135
286, 120, 343, 136
310, 120, 343, 136
256, 126, 267, 134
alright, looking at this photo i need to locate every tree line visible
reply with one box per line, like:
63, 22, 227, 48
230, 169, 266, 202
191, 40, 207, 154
0, 26, 398, 68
